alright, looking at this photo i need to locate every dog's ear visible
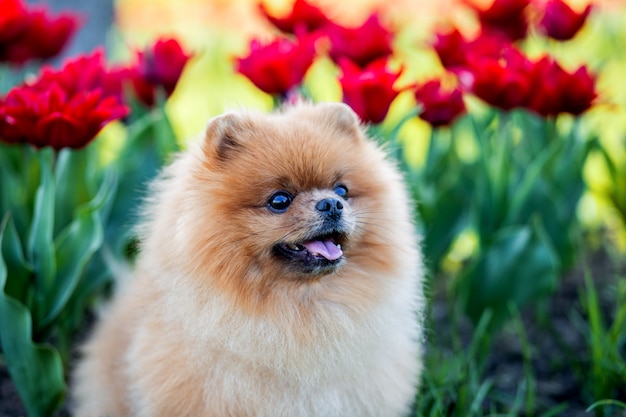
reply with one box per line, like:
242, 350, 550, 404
316, 102, 362, 139
202, 112, 244, 161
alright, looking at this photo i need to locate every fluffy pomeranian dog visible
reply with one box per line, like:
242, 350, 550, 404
72, 102, 425, 417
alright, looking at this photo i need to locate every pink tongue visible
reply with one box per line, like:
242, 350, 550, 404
303, 239, 343, 261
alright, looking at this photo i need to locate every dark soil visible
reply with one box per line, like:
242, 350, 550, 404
427, 246, 626, 416
486, 248, 626, 416
1, 249, 624, 417
0, 365, 26, 417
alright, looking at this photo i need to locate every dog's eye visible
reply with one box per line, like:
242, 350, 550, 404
334, 184, 348, 199
267, 191, 293, 213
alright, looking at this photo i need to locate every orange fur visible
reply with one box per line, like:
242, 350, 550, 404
72, 102, 425, 417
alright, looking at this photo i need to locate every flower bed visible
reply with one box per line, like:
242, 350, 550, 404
1, 0, 625, 415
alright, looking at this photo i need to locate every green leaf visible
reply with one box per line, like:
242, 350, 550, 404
153, 101, 181, 158
510, 110, 550, 159
53, 146, 98, 235
0, 216, 66, 417
0, 214, 32, 303
508, 178, 578, 268
415, 179, 471, 272
38, 169, 116, 330
58, 250, 112, 338
0, 145, 18, 214
504, 137, 564, 225
26, 150, 57, 323
106, 108, 178, 259
474, 170, 507, 245
0, 144, 40, 237
586, 399, 626, 412
458, 217, 560, 332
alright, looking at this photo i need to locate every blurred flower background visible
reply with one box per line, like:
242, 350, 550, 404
115, 0, 626, 242
104, 0, 626, 271
1, 0, 626, 416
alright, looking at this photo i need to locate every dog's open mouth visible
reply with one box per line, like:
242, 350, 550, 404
274, 232, 347, 274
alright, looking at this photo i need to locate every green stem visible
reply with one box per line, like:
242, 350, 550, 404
493, 110, 512, 227
423, 127, 437, 178
545, 115, 558, 144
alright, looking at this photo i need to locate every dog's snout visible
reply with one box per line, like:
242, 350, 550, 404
316, 198, 343, 219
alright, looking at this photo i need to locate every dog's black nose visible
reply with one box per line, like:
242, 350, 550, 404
316, 198, 343, 220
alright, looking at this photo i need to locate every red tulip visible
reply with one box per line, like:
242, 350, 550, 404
432, 28, 468, 69
469, 0, 530, 41
0, 51, 129, 150
432, 27, 509, 72
414, 80, 466, 127
526, 57, 596, 116
338, 58, 402, 124
129, 38, 193, 107
324, 13, 393, 68
0, 0, 28, 43
559, 66, 597, 115
537, 0, 592, 41
101, 65, 134, 105
259, 0, 331, 35
465, 47, 533, 110
524, 57, 564, 116
0, 1, 80, 65
35, 50, 122, 99
235, 36, 317, 97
